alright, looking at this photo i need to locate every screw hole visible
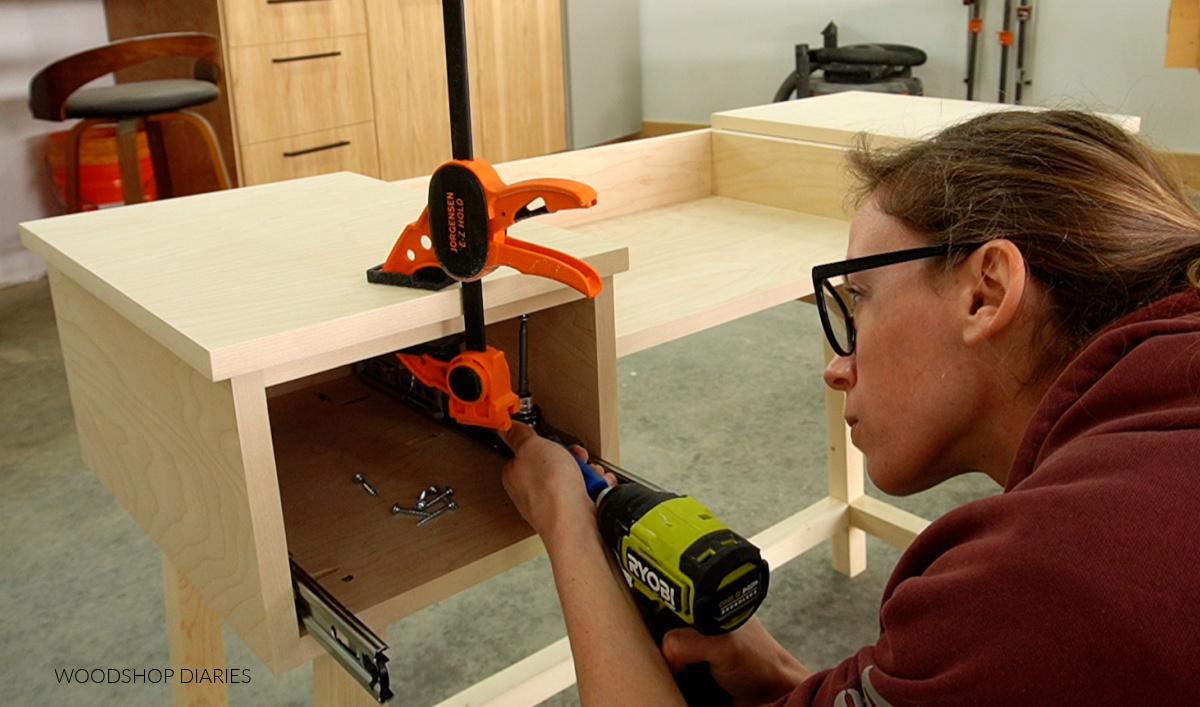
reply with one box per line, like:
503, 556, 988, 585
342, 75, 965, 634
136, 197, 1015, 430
341, 575, 354, 582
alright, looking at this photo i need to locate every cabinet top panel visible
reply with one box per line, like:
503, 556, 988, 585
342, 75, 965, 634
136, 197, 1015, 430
712, 92, 1141, 148
21, 172, 628, 381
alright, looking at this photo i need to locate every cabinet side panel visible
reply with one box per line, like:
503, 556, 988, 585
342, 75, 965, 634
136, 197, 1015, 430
712, 131, 853, 220
394, 130, 714, 229
223, 0, 367, 47
471, 0, 567, 163
46, 268, 295, 670
228, 36, 375, 146
365, 0, 454, 180
490, 282, 620, 460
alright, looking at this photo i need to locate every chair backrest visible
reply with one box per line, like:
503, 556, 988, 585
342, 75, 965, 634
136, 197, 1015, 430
29, 32, 221, 122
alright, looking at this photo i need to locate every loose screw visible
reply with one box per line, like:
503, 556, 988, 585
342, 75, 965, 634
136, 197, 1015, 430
391, 504, 431, 518
415, 486, 454, 511
352, 473, 378, 496
416, 505, 454, 526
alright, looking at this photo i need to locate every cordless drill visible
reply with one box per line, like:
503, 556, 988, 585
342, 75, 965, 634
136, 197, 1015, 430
573, 455, 767, 706
571, 452, 770, 637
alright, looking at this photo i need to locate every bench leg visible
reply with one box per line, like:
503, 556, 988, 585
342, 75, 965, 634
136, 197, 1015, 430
313, 628, 389, 707
824, 342, 866, 577
163, 555, 228, 706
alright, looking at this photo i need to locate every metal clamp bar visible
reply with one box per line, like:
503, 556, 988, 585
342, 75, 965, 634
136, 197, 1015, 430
589, 455, 666, 493
292, 560, 393, 702
272, 51, 342, 63
283, 140, 351, 158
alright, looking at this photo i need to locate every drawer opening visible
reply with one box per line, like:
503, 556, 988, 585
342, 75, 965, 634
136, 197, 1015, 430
267, 339, 535, 620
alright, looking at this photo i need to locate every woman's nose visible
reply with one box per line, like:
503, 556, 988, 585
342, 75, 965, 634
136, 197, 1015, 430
823, 352, 856, 392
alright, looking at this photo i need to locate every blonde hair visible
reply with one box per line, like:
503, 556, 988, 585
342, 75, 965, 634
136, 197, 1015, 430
849, 109, 1200, 375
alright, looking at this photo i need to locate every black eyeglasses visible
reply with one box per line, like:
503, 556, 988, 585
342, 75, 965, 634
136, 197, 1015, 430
812, 243, 981, 357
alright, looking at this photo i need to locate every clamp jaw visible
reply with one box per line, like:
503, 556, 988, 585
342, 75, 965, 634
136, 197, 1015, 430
368, 158, 600, 430
369, 159, 600, 295
398, 345, 519, 429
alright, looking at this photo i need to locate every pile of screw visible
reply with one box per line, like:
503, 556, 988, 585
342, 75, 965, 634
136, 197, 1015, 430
392, 485, 456, 526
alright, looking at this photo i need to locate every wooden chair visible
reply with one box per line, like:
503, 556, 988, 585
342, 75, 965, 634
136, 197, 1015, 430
29, 32, 232, 213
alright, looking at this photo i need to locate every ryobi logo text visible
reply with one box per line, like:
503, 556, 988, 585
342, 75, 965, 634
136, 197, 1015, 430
626, 550, 682, 611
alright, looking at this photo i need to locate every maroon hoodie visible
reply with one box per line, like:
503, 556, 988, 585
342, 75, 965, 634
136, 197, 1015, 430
776, 289, 1200, 706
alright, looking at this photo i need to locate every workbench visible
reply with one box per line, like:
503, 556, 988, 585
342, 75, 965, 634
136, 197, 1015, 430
21, 92, 1039, 706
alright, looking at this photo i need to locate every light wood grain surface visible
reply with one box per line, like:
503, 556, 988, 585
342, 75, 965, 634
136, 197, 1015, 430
1166, 0, 1200, 69
164, 557, 228, 706
48, 269, 298, 669
270, 374, 533, 614
228, 36, 375, 145
713, 130, 854, 220
712, 92, 1141, 148
239, 121, 381, 185
223, 0, 367, 48
570, 196, 850, 357
20, 172, 628, 382
366, 0, 458, 180
394, 129, 714, 230
470, 0, 567, 163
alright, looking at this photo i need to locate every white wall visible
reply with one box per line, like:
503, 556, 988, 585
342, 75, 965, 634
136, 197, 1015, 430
1, 0, 109, 287
639, 0, 1200, 151
563, 0, 643, 148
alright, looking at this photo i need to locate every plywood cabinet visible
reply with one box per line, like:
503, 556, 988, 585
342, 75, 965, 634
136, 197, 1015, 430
21, 172, 626, 685
104, 0, 567, 187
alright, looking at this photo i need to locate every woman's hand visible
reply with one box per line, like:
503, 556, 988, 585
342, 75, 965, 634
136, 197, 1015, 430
498, 422, 614, 546
662, 618, 811, 707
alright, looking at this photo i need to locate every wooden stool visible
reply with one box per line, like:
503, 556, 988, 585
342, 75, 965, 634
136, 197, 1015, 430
29, 32, 231, 213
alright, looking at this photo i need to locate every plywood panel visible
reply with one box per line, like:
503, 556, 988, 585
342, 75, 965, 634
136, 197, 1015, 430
712, 131, 853, 220
223, 0, 367, 48
20, 173, 628, 382
568, 196, 850, 357
1166, 0, 1200, 68
471, 0, 567, 163
712, 92, 1140, 148
365, 0, 456, 180
48, 268, 297, 671
395, 129, 714, 229
228, 35, 375, 144
270, 374, 534, 614
240, 121, 380, 185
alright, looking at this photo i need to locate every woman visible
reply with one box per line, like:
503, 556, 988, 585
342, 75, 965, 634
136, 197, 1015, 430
500, 109, 1200, 705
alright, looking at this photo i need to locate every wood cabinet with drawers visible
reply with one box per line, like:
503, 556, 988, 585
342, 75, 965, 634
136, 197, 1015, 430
103, 0, 567, 188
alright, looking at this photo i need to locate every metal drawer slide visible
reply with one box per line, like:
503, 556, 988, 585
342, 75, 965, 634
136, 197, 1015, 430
292, 559, 394, 702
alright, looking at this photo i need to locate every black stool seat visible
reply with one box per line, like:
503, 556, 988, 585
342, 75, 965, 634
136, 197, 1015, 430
65, 79, 219, 119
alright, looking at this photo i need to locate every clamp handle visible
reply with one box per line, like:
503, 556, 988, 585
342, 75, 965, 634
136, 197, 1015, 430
372, 159, 600, 296
396, 347, 519, 430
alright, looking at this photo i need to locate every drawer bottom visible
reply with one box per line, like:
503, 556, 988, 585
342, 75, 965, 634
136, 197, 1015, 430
269, 371, 533, 616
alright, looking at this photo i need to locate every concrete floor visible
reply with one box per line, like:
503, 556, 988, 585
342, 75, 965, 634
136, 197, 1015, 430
0, 276, 997, 706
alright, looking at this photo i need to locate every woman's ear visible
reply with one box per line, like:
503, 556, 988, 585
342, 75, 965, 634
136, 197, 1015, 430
960, 239, 1029, 347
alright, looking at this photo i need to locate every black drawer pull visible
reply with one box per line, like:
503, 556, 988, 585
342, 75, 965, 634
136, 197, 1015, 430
272, 51, 341, 63
283, 140, 351, 158
267, 0, 329, 4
